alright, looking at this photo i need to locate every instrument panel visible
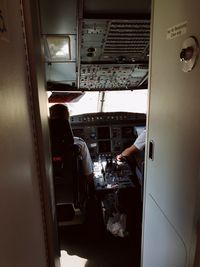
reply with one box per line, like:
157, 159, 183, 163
71, 112, 146, 159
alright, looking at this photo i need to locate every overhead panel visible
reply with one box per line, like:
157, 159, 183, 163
103, 20, 150, 61
80, 19, 109, 62
81, 19, 150, 63
79, 19, 150, 90
39, 0, 151, 91
80, 64, 148, 90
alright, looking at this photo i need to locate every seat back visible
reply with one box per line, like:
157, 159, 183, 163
49, 118, 85, 223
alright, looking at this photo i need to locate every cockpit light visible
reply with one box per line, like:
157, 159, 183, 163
45, 35, 71, 61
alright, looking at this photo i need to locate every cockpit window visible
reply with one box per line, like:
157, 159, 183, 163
48, 89, 148, 116
68, 90, 147, 115
102, 90, 147, 114
67, 92, 99, 116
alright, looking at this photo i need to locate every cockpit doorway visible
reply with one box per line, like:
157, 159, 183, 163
39, 0, 151, 265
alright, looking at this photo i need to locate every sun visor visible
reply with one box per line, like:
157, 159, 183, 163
48, 92, 84, 103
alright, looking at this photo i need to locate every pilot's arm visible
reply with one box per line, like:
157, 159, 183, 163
116, 144, 139, 161
116, 129, 146, 161
74, 137, 95, 196
73, 137, 93, 181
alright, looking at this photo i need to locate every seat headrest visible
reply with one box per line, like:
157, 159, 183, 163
49, 118, 74, 146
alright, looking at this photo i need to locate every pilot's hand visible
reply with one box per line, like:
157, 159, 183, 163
116, 154, 122, 161
116, 153, 126, 162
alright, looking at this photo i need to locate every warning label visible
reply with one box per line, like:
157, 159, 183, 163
167, 21, 187, 40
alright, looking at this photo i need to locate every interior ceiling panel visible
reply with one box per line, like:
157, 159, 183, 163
83, 0, 151, 16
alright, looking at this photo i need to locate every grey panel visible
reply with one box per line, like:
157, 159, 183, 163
81, 19, 150, 62
143, 195, 186, 267
39, 0, 77, 88
45, 62, 77, 85
0, 1, 47, 266
39, 0, 77, 34
103, 20, 150, 60
142, 0, 200, 266
80, 19, 109, 61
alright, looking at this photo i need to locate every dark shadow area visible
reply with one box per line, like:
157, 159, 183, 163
59, 188, 142, 267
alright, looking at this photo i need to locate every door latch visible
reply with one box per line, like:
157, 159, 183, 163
149, 140, 154, 160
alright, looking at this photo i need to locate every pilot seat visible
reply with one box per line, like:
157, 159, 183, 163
49, 118, 87, 225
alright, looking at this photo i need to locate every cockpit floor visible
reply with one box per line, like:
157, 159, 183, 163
59, 220, 141, 267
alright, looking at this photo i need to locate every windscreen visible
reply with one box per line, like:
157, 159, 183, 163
48, 89, 148, 116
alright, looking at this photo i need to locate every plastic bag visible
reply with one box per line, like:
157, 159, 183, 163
106, 212, 128, 238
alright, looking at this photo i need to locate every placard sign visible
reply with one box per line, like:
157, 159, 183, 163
167, 21, 187, 40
